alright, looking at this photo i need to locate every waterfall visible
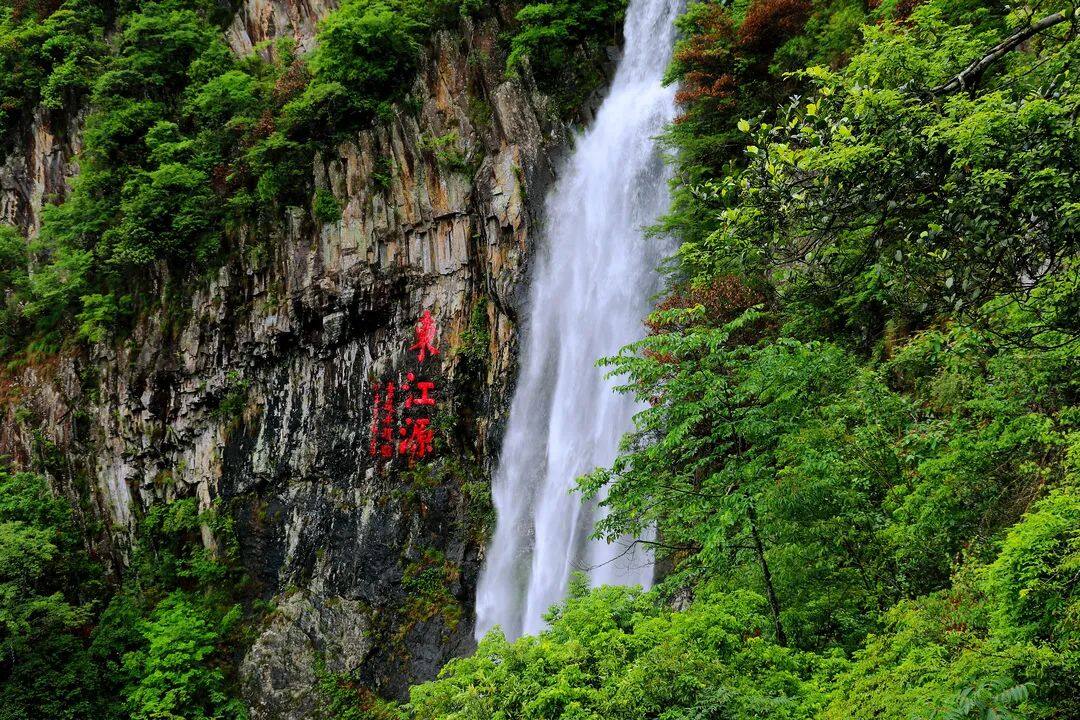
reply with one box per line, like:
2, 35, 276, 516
475, 0, 681, 640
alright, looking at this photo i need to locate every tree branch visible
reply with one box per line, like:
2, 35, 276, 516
932, 9, 1074, 95
747, 503, 787, 647
572, 538, 700, 573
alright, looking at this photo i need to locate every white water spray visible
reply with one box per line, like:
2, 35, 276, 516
475, 0, 681, 639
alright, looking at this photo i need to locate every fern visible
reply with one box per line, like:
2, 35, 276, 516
934, 679, 1034, 720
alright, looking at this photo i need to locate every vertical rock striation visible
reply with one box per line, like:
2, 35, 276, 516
0, 105, 83, 236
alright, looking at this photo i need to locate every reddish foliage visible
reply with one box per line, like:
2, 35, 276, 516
675, 72, 738, 108
211, 161, 249, 195
672, 4, 740, 119
11, 0, 64, 21
672, 0, 809, 121
647, 275, 764, 334
644, 278, 773, 380
273, 61, 311, 105
893, 0, 925, 22
737, 0, 812, 55
210, 164, 230, 194
253, 109, 276, 140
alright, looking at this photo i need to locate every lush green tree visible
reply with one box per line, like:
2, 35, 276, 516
409, 578, 821, 720
673, 3, 1079, 341
122, 594, 246, 720
0, 0, 107, 154
0, 467, 108, 719
312, 0, 422, 104
505, 0, 627, 111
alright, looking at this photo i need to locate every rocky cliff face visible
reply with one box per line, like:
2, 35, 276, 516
0, 104, 83, 236
0, 5, 606, 716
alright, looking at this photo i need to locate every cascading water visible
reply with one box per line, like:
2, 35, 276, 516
475, 0, 681, 640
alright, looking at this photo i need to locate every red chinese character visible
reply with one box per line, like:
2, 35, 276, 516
370, 381, 397, 458
413, 381, 435, 406
369, 383, 381, 457
398, 417, 435, 460
403, 375, 436, 409
409, 310, 439, 363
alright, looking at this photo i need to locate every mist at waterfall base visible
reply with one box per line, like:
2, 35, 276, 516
474, 0, 681, 640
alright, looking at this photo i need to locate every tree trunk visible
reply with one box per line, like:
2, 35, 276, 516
747, 503, 787, 647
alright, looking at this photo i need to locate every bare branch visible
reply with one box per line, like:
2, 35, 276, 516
932, 9, 1074, 95
572, 538, 700, 574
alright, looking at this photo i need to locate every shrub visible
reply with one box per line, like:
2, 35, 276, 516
105, 162, 219, 267
292, 0, 424, 132
0, 0, 107, 155
312, 188, 343, 224
75, 292, 129, 343
313, 0, 422, 99
122, 594, 246, 720
506, 0, 626, 106
408, 582, 818, 720
0, 467, 109, 719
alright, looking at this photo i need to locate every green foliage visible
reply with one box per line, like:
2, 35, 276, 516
315, 655, 401, 720
506, 0, 627, 110
675, 4, 1079, 339
409, 580, 822, 720
987, 484, 1080, 635
284, 0, 427, 137
0, 459, 257, 718
213, 369, 251, 420
420, 130, 471, 173
97, 498, 256, 720
401, 548, 462, 632
122, 594, 247, 720
583, 297, 1072, 647
0, 0, 107, 155
311, 0, 422, 103
313, 187, 343, 224
75, 292, 131, 343
0, 466, 106, 719
934, 680, 1034, 720
823, 488, 1079, 720
456, 297, 489, 363
17, 0, 232, 348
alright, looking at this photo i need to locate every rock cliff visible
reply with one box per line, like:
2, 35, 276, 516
0, 4, 609, 716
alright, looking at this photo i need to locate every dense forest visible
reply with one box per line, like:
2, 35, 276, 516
0, 0, 1077, 718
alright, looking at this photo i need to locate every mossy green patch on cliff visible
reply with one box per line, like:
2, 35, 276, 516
212, 369, 252, 425
400, 548, 463, 633
315, 654, 401, 720
313, 187, 344, 224
419, 129, 475, 175
395, 455, 493, 544
455, 296, 490, 365
506, 0, 628, 116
